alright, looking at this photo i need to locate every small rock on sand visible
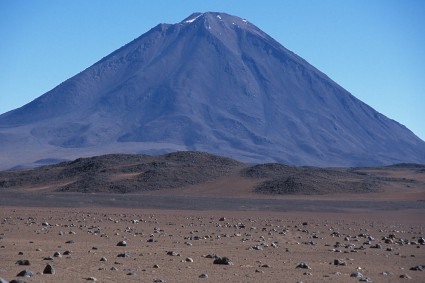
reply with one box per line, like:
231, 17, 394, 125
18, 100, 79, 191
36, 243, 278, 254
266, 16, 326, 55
296, 262, 311, 269
43, 264, 55, 274
16, 270, 34, 277
15, 260, 30, 266
213, 256, 232, 265
410, 265, 424, 271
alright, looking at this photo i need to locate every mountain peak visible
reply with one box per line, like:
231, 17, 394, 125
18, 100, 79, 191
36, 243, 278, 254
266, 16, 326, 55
180, 12, 250, 30
181, 12, 245, 22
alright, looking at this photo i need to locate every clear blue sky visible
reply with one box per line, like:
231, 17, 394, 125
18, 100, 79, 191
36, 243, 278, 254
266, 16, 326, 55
1, 0, 424, 140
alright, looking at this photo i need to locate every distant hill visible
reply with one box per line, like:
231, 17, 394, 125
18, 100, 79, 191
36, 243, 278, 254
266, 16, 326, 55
1, 152, 423, 195
1, 12, 425, 169
0, 152, 243, 193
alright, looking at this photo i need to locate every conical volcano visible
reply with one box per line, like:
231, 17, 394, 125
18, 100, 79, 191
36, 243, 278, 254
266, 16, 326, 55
1, 12, 424, 169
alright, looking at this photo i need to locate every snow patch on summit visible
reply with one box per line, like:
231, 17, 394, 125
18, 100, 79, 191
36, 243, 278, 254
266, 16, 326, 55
184, 13, 203, 23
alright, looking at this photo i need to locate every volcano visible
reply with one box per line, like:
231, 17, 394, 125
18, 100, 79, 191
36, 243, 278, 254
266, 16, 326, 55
1, 12, 424, 169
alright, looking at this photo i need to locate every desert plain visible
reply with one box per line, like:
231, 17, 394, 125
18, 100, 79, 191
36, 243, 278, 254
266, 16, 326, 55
0, 154, 424, 282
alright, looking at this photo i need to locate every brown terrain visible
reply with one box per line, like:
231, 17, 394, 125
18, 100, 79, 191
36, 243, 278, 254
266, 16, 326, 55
0, 151, 424, 282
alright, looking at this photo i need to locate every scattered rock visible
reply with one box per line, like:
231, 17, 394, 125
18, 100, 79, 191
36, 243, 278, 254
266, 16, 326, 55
333, 259, 346, 266
2, 203, 425, 282
116, 240, 127, 247
296, 262, 311, 269
199, 273, 208, 278
166, 251, 180, 256
86, 277, 97, 281
16, 270, 34, 277
251, 245, 263, 250
410, 265, 424, 271
350, 272, 364, 278
213, 256, 232, 265
15, 260, 30, 266
43, 264, 55, 274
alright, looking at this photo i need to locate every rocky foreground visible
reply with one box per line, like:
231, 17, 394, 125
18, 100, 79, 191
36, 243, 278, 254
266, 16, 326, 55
0, 152, 424, 282
0, 208, 424, 283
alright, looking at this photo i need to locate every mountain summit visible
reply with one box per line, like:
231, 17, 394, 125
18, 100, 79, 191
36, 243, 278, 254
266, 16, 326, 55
1, 12, 424, 169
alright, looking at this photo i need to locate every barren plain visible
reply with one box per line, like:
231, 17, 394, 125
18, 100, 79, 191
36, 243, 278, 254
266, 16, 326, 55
1, 152, 424, 282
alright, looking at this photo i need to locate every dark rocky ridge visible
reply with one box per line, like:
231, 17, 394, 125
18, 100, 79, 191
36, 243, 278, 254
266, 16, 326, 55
0, 152, 243, 193
1, 12, 425, 169
0, 152, 423, 195
242, 164, 378, 195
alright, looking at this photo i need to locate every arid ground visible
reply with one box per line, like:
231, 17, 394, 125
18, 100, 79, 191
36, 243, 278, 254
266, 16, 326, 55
1, 153, 424, 282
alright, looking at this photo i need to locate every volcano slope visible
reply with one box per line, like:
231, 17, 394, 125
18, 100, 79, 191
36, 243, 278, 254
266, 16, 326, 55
1, 12, 425, 170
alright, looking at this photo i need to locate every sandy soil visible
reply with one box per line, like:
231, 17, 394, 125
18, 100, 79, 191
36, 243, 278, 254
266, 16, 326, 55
0, 205, 424, 283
